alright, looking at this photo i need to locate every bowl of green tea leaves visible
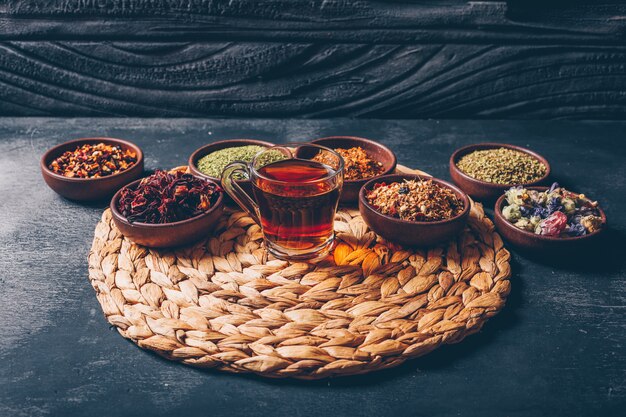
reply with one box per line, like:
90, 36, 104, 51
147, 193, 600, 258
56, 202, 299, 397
189, 139, 281, 201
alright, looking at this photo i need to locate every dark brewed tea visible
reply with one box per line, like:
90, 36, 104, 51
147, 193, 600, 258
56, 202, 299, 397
252, 158, 341, 255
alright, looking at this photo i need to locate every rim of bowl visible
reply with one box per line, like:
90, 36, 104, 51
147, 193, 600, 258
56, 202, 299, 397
450, 142, 551, 189
188, 138, 276, 183
41, 137, 144, 182
494, 186, 607, 241
110, 174, 224, 229
360, 173, 471, 226
310, 136, 397, 183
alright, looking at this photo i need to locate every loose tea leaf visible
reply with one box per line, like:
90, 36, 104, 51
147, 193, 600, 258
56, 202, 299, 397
314, 146, 384, 181
366, 179, 463, 222
197, 145, 284, 179
117, 170, 221, 224
49, 142, 137, 178
502, 183, 603, 237
456, 147, 546, 185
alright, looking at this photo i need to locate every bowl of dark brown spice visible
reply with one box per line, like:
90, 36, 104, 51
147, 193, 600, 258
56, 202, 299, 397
359, 174, 470, 247
310, 136, 397, 203
110, 169, 224, 248
41, 137, 144, 201
449, 143, 550, 201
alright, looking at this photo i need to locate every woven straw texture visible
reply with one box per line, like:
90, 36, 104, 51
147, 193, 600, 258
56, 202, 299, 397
88, 166, 511, 379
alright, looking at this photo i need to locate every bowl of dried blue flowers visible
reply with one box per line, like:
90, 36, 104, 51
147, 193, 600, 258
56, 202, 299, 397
494, 183, 606, 252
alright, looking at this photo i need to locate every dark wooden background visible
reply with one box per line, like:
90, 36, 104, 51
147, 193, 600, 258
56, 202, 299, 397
1, 0, 625, 118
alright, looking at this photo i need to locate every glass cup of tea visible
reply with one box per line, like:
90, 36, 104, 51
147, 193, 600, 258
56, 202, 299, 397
221, 144, 344, 261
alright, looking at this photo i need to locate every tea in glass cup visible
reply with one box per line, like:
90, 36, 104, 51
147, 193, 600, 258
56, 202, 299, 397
222, 144, 344, 260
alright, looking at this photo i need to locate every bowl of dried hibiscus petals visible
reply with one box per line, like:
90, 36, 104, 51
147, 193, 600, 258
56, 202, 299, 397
111, 168, 224, 248
359, 174, 470, 247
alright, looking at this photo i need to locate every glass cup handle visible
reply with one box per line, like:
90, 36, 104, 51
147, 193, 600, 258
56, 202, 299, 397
221, 161, 261, 226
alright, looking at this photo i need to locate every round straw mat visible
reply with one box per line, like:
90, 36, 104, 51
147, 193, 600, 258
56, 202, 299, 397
88, 166, 511, 379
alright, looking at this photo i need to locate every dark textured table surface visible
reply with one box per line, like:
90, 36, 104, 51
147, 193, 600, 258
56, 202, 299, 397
0, 118, 624, 417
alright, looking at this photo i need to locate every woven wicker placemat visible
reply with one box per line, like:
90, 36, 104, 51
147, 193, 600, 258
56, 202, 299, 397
88, 166, 511, 379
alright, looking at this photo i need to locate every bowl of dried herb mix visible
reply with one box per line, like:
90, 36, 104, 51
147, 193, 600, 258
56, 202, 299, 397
189, 139, 277, 202
494, 184, 606, 253
359, 174, 470, 247
449, 143, 550, 201
41, 137, 144, 201
311, 136, 397, 203
110, 168, 224, 248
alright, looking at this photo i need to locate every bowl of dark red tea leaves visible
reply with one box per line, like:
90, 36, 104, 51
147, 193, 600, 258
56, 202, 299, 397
40, 137, 144, 201
110, 169, 224, 248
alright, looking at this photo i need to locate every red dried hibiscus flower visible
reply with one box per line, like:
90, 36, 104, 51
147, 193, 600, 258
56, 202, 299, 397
117, 170, 221, 224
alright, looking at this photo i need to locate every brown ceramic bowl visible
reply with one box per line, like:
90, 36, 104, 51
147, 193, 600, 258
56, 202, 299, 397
359, 174, 470, 247
41, 137, 144, 201
449, 143, 550, 202
310, 136, 397, 204
188, 139, 275, 203
110, 176, 225, 248
494, 187, 607, 253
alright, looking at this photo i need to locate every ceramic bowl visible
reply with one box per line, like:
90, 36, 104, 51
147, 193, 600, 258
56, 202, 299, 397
310, 136, 397, 203
449, 143, 550, 202
188, 139, 275, 202
493, 187, 607, 253
110, 176, 225, 248
359, 174, 470, 247
41, 137, 144, 201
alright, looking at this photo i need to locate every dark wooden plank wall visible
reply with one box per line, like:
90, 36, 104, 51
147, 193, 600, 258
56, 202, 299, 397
0, 0, 625, 118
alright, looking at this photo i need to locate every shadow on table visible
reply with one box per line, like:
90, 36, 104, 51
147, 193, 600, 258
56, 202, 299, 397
510, 228, 625, 274
53, 168, 158, 208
